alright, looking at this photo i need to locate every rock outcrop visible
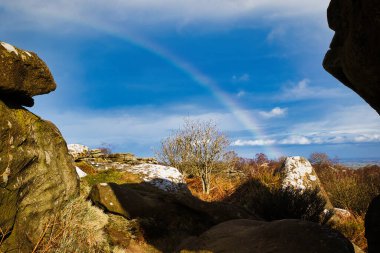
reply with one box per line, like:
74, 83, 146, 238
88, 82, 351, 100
90, 182, 257, 224
68, 144, 90, 160
365, 194, 380, 253
89, 182, 259, 252
276, 156, 332, 208
178, 219, 355, 253
323, 0, 380, 115
0, 42, 79, 252
323, 2, 380, 252
0, 42, 56, 107
68, 143, 158, 165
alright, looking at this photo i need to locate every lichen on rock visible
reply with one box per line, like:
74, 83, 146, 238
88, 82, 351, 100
0, 42, 79, 252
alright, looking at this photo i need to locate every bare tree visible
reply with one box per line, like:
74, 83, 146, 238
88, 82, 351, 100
157, 119, 230, 194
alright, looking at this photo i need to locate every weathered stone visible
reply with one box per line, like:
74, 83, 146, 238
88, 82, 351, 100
276, 156, 333, 209
90, 182, 259, 231
365, 194, 380, 253
323, 0, 380, 115
178, 219, 355, 253
0, 42, 56, 106
0, 101, 79, 251
68, 144, 90, 161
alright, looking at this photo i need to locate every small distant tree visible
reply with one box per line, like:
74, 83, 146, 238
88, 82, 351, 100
255, 153, 269, 166
157, 119, 230, 194
309, 152, 332, 166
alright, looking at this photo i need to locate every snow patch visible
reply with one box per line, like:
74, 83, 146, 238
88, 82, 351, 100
25, 51, 32, 57
126, 163, 186, 192
75, 166, 87, 178
1, 42, 18, 55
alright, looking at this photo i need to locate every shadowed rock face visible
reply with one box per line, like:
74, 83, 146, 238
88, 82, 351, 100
178, 219, 355, 253
323, 0, 380, 115
323, 2, 380, 252
0, 43, 79, 252
365, 195, 380, 253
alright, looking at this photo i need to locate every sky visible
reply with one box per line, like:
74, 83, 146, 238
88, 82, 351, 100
1, 0, 380, 159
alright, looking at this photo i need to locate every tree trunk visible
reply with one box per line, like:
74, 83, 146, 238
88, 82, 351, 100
201, 175, 210, 194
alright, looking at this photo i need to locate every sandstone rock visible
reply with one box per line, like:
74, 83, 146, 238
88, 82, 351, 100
323, 0, 380, 115
276, 156, 332, 208
68, 143, 90, 160
178, 219, 355, 253
365, 194, 380, 253
89, 182, 259, 247
0, 42, 56, 106
0, 43, 79, 251
91, 148, 106, 158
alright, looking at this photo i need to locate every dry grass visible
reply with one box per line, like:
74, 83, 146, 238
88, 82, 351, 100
33, 197, 109, 253
328, 214, 367, 251
185, 174, 243, 202
316, 164, 380, 214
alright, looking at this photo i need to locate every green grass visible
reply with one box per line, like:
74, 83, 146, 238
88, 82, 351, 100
84, 169, 142, 187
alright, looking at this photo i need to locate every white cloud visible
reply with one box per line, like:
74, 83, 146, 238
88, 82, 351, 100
259, 107, 287, 118
232, 73, 250, 83
232, 139, 276, 146
279, 135, 311, 145
280, 79, 349, 100
0, 1, 330, 32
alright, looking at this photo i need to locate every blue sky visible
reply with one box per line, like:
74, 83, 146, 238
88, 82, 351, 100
1, 0, 380, 159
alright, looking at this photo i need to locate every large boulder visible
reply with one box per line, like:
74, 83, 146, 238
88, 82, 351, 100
89, 182, 259, 251
276, 156, 333, 208
0, 42, 56, 107
0, 43, 79, 252
178, 219, 355, 253
365, 195, 380, 253
90, 182, 257, 223
323, 0, 380, 115
323, 2, 380, 251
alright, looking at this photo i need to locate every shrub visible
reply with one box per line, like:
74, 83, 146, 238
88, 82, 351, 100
33, 197, 109, 252
317, 165, 380, 214
156, 119, 230, 194
227, 180, 327, 223
328, 214, 367, 251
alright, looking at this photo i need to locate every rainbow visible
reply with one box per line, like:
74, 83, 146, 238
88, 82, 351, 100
95, 26, 282, 158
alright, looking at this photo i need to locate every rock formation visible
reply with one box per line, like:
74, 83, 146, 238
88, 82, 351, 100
178, 219, 355, 253
323, 0, 380, 115
276, 156, 333, 208
0, 42, 79, 252
68, 144, 90, 160
90, 182, 258, 227
0, 42, 56, 107
323, 1, 380, 252
365, 194, 380, 253
68, 143, 158, 165
89, 182, 259, 252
